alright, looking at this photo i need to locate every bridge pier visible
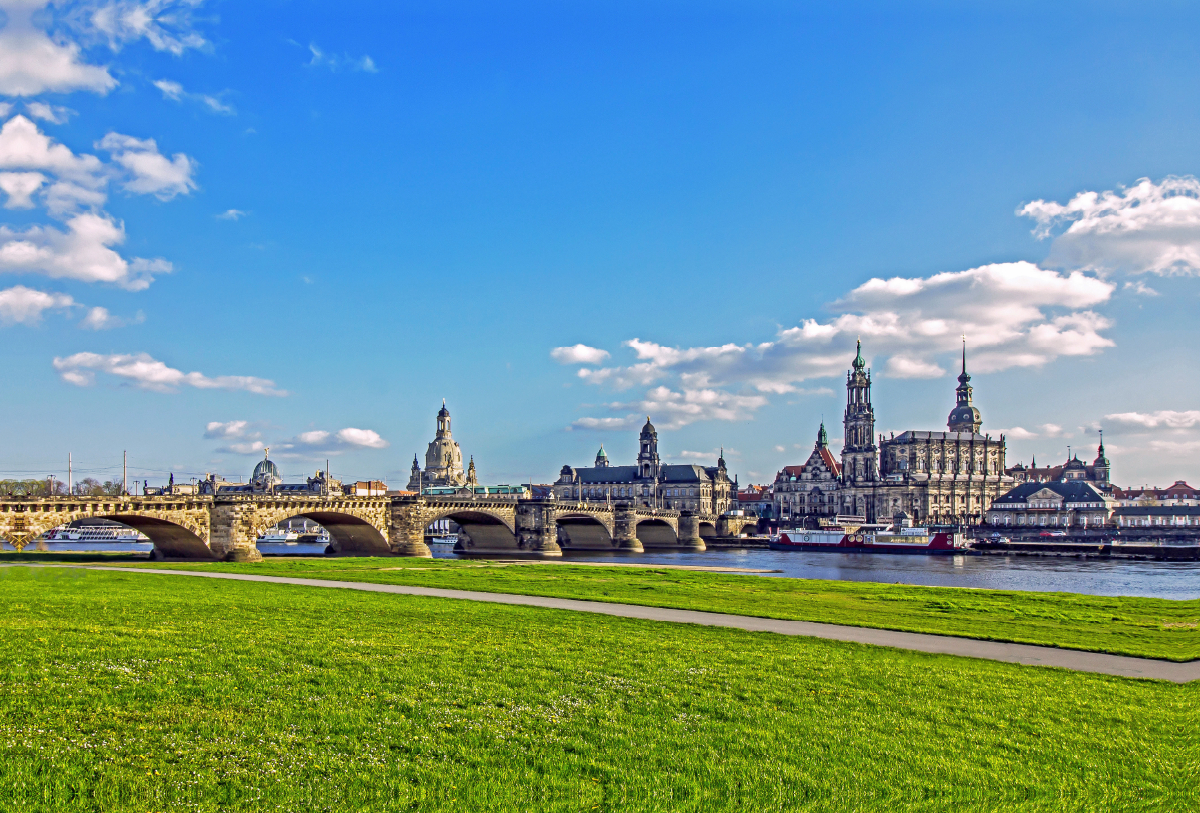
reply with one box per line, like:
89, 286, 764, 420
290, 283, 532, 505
515, 498, 562, 557
613, 504, 644, 552
209, 503, 263, 562
677, 511, 707, 551
388, 498, 433, 558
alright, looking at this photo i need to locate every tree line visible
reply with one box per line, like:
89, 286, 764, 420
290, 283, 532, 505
0, 478, 124, 497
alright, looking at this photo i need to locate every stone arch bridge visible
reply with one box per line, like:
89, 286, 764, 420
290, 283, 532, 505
0, 494, 757, 560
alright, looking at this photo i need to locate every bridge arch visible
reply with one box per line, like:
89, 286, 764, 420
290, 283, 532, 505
698, 520, 718, 539
556, 513, 615, 550
254, 509, 390, 555
424, 508, 519, 555
105, 514, 214, 559
634, 517, 678, 549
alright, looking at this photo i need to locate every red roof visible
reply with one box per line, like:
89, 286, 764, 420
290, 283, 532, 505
819, 447, 842, 477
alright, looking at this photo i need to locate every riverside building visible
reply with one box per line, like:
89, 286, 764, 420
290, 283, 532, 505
555, 417, 735, 516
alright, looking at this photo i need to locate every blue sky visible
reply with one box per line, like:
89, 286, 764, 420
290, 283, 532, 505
2, 0, 1199, 490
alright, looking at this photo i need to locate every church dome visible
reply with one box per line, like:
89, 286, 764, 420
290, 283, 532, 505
641, 416, 656, 435
253, 457, 280, 481
947, 404, 981, 432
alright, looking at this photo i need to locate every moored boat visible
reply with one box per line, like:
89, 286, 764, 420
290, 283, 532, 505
769, 512, 971, 555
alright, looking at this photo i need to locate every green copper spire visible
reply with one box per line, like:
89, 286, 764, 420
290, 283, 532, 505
817, 421, 828, 447
852, 338, 865, 371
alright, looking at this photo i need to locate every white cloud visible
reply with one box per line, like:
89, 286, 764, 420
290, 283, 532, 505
670, 448, 734, 461
1105, 410, 1200, 430
0, 284, 74, 324
52, 352, 288, 395
75, 1, 209, 56
152, 78, 184, 99
884, 356, 945, 379
571, 385, 769, 431
563, 260, 1117, 428
204, 419, 255, 439
0, 116, 186, 288
216, 208, 245, 220
306, 42, 378, 73
1123, 280, 1159, 296
1021, 176, 1200, 276
997, 426, 1037, 440
551, 344, 610, 364
0, 116, 105, 186
24, 102, 75, 124
0, 171, 46, 208
96, 132, 197, 199
0, 213, 168, 290
335, 427, 389, 449
220, 440, 265, 455
78, 304, 142, 329
0, 2, 117, 95
153, 78, 234, 115
1040, 423, 1064, 437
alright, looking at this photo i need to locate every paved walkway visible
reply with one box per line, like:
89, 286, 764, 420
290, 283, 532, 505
16, 564, 1200, 683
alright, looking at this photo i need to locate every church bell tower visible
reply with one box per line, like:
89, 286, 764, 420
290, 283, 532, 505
638, 417, 661, 479
842, 340, 877, 484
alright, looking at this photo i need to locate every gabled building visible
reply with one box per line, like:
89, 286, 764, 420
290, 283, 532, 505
772, 422, 841, 522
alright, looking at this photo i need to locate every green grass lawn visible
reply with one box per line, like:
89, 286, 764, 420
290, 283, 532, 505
0, 566, 1194, 812
111, 556, 1200, 661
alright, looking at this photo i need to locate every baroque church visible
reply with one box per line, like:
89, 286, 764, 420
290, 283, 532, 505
775, 340, 1014, 525
555, 417, 736, 517
406, 401, 479, 492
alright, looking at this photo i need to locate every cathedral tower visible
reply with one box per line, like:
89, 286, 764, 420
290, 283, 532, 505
842, 340, 877, 483
947, 341, 982, 433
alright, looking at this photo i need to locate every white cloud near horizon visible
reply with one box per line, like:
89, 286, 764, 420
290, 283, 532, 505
560, 261, 1115, 430
53, 352, 288, 395
1021, 176, 1200, 276
1105, 410, 1200, 430
206, 420, 389, 457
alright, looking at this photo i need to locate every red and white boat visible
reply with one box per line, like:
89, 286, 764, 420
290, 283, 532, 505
769, 513, 970, 555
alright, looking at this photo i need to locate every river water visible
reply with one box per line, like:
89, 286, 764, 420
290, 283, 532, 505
16, 540, 1199, 600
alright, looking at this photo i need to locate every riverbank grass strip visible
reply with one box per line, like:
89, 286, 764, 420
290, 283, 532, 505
0, 567, 1194, 812
100, 556, 1200, 661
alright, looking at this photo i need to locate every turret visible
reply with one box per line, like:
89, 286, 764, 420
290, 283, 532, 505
947, 339, 983, 433
595, 444, 610, 468
638, 416, 661, 479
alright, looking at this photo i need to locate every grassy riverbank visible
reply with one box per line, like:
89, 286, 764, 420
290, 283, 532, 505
113, 556, 1200, 661
0, 565, 1194, 812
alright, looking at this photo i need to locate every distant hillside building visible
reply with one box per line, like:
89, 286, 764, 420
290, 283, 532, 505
555, 418, 735, 517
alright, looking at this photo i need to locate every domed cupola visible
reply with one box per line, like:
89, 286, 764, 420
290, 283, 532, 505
947, 339, 982, 434
595, 444, 609, 468
252, 448, 282, 491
